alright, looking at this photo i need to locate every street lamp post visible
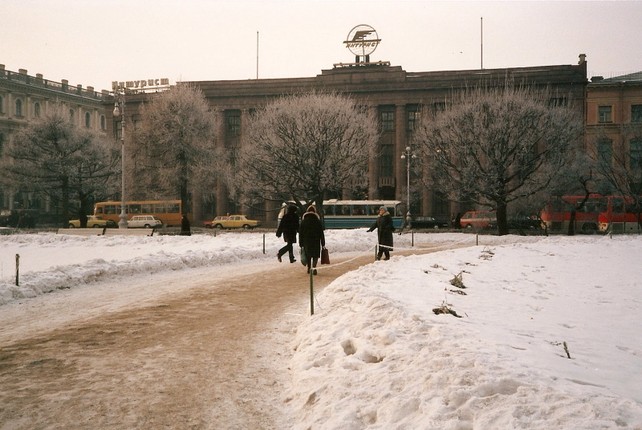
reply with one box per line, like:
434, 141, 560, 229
113, 90, 128, 229
400, 146, 417, 223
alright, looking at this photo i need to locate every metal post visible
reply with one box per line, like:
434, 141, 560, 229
113, 90, 128, 229
309, 269, 314, 315
400, 146, 417, 220
15, 254, 19, 286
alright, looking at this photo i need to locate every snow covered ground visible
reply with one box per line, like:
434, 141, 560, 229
1, 229, 641, 429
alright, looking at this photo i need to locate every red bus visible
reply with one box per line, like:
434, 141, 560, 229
540, 194, 606, 234
94, 200, 183, 227
598, 196, 642, 233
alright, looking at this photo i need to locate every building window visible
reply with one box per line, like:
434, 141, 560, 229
631, 104, 642, 123
549, 97, 568, 107
407, 105, 420, 132
597, 138, 612, 167
69, 109, 75, 124
380, 110, 395, 132
379, 144, 394, 177
34, 102, 41, 118
0, 96, 4, 114
85, 112, 91, 128
598, 105, 612, 123
100, 115, 106, 130
631, 139, 642, 170
225, 110, 241, 137
15, 99, 23, 117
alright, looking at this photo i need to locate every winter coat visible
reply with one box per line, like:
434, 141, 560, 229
368, 211, 394, 250
299, 211, 325, 259
276, 208, 299, 244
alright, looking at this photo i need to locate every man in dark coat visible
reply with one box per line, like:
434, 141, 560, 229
299, 205, 325, 275
276, 205, 299, 263
368, 206, 395, 260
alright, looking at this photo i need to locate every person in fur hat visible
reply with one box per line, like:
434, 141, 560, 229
299, 205, 325, 275
276, 204, 299, 263
368, 206, 395, 260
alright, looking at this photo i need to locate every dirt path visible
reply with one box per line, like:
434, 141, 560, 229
0, 246, 455, 429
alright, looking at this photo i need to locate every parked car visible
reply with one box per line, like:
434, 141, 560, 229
0, 209, 36, 228
128, 215, 163, 229
68, 215, 118, 228
204, 215, 260, 230
508, 215, 542, 230
410, 216, 449, 229
459, 210, 496, 229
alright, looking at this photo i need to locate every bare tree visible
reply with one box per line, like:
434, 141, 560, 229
412, 83, 583, 235
234, 92, 379, 215
132, 84, 219, 217
1, 108, 119, 226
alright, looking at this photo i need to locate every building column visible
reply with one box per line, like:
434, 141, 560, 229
215, 109, 228, 216
368, 105, 379, 200
394, 104, 407, 205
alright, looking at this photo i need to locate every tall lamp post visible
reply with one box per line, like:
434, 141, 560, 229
113, 90, 128, 229
400, 146, 417, 223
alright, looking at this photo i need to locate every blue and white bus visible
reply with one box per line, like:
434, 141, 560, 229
279, 199, 404, 229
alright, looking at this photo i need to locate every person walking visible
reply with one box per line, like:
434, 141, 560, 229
276, 205, 299, 263
368, 206, 395, 260
299, 205, 325, 275
180, 214, 191, 236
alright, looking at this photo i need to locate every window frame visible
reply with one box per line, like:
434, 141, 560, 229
598, 105, 612, 123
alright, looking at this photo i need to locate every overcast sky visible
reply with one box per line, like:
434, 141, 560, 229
3, 0, 641, 92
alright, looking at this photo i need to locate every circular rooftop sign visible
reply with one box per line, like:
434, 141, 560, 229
343, 24, 381, 57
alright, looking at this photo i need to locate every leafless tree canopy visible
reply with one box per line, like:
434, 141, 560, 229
1, 108, 119, 224
412, 83, 583, 235
235, 92, 379, 210
132, 84, 219, 208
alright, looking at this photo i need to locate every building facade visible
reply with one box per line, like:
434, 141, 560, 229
0, 64, 109, 215
585, 72, 642, 191
182, 55, 588, 225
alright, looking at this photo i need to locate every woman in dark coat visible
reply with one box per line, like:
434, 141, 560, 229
299, 205, 325, 275
368, 206, 394, 260
276, 205, 299, 263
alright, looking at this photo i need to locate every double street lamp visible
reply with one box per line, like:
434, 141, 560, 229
400, 146, 417, 222
113, 90, 128, 229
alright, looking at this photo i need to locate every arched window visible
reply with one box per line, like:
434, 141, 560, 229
15, 99, 23, 117
85, 111, 91, 128
34, 102, 41, 118
100, 115, 106, 130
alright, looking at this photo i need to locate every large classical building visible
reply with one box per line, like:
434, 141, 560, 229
187, 56, 588, 224
0, 64, 109, 214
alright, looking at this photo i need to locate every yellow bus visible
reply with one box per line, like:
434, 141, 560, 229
94, 200, 183, 227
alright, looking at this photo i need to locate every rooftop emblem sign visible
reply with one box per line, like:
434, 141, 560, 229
343, 24, 380, 57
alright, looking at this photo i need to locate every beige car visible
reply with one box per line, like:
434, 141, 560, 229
128, 215, 163, 229
68, 215, 117, 228
205, 215, 260, 230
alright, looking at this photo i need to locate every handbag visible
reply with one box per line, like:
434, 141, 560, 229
321, 247, 330, 265
300, 247, 308, 266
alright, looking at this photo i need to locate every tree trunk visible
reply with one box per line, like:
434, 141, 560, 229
496, 203, 509, 236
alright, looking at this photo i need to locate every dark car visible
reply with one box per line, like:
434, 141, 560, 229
410, 216, 449, 229
0, 209, 36, 228
508, 215, 542, 230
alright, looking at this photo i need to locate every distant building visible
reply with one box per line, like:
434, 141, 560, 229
0, 64, 109, 216
585, 72, 642, 189
179, 55, 588, 224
